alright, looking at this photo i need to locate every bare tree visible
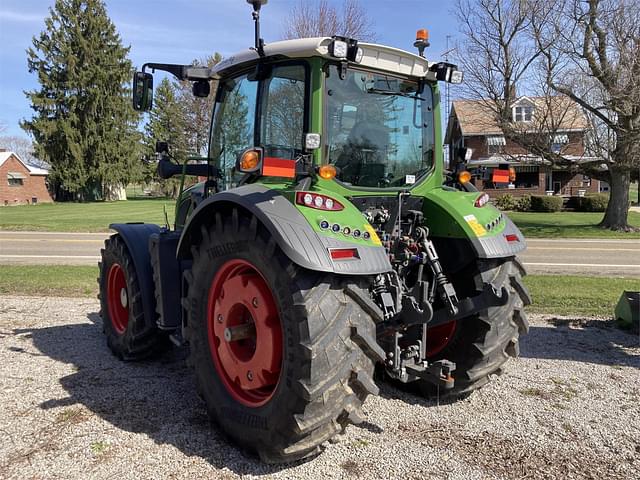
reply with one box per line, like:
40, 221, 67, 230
534, 0, 640, 230
282, 0, 376, 42
454, 0, 639, 231
454, 0, 575, 151
0, 135, 48, 168
176, 53, 222, 156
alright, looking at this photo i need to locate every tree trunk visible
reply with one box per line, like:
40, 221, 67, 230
599, 166, 631, 230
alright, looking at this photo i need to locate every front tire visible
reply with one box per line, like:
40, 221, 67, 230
185, 210, 380, 463
420, 258, 531, 397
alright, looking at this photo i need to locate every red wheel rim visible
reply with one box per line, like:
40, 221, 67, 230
426, 320, 457, 357
207, 259, 282, 407
106, 263, 129, 335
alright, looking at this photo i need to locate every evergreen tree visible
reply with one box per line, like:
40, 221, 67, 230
144, 78, 189, 198
22, 0, 140, 201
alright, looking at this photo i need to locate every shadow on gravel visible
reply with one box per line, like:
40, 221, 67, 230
519, 320, 640, 368
13, 313, 298, 475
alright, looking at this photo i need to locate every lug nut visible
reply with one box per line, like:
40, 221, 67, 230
252, 297, 259, 308
247, 370, 253, 381
217, 314, 223, 323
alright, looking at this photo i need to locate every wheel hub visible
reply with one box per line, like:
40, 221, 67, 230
120, 288, 128, 308
207, 259, 282, 407
106, 263, 129, 335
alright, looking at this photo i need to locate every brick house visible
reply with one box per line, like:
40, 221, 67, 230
445, 96, 602, 198
0, 151, 53, 205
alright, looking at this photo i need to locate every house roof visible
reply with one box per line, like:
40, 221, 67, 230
447, 96, 589, 140
0, 151, 49, 176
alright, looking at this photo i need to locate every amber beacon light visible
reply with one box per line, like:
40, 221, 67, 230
414, 29, 430, 57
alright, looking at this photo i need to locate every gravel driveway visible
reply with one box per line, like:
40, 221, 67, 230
0, 296, 638, 480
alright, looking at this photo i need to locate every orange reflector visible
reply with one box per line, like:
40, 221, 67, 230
329, 248, 359, 260
416, 29, 429, 41
239, 150, 260, 171
318, 164, 337, 180
262, 157, 296, 178
458, 170, 472, 183
492, 169, 510, 183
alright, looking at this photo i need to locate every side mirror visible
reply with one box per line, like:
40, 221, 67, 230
155, 141, 169, 154
133, 71, 153, 111
192, 80, 210, 98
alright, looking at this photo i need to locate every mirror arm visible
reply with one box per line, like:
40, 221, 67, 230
142, 63, 212, 81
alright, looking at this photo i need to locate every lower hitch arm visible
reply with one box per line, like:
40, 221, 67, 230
405, 359, 456, 389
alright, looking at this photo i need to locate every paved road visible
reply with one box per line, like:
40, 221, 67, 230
0, 231, 108, 266
520, 238, 640, 276
0, 231, 638, 276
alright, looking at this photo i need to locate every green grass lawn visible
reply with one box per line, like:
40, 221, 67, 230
1, 196, 639, 238
0, 265, 99, 297
523, 275, 639, 317
508, 211, 640, 238
1, 265, 636, 319
0, 198, 174, 232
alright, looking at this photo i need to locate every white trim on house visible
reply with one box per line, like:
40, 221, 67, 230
7, 171, 27, 179
459, 128, 584, 138
467, 154, 603, 167
487, 135, 506, 146
26, 165, 49, 176
0, 151, 49, 176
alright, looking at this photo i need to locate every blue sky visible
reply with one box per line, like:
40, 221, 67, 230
0, 0, 457, 139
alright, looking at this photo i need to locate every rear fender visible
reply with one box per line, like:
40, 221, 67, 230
423, 188, 526, 260
176, 184, 391, 275
108, 223, 161, 326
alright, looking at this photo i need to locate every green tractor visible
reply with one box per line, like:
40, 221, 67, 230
99, 0, 530, 463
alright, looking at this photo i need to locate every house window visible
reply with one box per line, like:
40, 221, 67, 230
8, 173, 25, 186
550, 134, 569, 153
513, 105, 533, 122
487, 135, 506, 155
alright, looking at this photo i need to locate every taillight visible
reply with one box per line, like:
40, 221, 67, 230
329, 248, 359, 260
295, 192, 344, 211
505, 234, 519, 242
474, 192, 490, 207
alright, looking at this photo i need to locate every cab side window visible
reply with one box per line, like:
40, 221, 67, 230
210, 74, 258, 189
260, 65, 306, 160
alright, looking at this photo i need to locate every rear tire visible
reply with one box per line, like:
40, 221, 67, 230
99, 235, 168, 360
420, 258, 531, 397
185, 210, 380, 463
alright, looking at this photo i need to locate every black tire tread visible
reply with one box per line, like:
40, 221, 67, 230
186, 210, 379, 463
422, 258, 530, 397
98, 235, 167, 360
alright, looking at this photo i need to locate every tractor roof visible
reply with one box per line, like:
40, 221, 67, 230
212, 37, 433, 79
